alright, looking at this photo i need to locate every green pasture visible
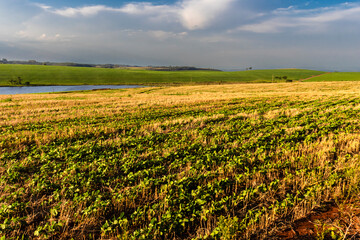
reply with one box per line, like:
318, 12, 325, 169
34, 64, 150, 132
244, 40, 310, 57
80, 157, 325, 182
0, 64, 324, 86
303, 72, 360, 82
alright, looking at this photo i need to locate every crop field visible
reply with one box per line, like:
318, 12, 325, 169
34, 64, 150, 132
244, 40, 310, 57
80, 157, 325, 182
0, 64, 324, 86
2, 82, 360, 239
303, 72, 360, 82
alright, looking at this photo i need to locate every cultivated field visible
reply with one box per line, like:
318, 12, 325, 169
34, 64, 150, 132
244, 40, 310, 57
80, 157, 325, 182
303, 72, 360, 82
0, 64, 324, 86
1, 82, 360, 239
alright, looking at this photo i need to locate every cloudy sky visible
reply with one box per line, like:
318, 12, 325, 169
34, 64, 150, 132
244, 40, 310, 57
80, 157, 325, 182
1, 0, 360, 70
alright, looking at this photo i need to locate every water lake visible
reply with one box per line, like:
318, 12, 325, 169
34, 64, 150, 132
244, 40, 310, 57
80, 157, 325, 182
0, 85, 145, 95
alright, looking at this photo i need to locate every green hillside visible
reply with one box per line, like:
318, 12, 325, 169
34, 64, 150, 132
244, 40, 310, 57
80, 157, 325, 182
0, 64, 324, 86
303, 72, 360, 82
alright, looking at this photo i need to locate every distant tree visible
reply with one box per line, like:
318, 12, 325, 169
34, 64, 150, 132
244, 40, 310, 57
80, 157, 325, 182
8, 77, 24, 85
282, 76, 288, 80
17, 77, 22, 85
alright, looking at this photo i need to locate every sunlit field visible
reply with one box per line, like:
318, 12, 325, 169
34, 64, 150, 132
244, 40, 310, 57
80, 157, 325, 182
0, 64, 324, 86
303, 72, 360, 82
2, 82, 360, 239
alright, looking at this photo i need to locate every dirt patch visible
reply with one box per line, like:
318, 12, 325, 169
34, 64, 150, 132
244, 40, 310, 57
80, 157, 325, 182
276, 205, 340, 239
300, 72, 331, 81
274, 201, 360, 239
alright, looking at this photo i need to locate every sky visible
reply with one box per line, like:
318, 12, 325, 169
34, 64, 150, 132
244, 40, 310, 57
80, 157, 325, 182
1, 0, 360, 71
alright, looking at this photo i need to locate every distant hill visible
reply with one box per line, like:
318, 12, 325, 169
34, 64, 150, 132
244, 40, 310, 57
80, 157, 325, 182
0, 59, 138, 69
145, 66, 221, 71
0, 59, 220, 71
0, 64, 325, 86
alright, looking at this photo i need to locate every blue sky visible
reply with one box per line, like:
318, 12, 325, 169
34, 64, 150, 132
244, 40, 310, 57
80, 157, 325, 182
1, 0, 360, 70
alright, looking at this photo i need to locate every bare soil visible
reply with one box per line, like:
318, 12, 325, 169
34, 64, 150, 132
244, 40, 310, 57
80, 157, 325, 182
275, 202, 360, 239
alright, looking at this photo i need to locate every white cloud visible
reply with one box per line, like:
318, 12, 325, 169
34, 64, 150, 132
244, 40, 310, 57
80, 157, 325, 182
149, 30, 188, 40
38, 0, 235, 30
119, 3, 175, 15
179, 0, 235, 30
49, 3, 175, 18
300, 5, 360, 23
234, 18, 290, 33
51, 5, 113, 17
34, 3, 52, 10
16, 30, 69, 42
38, 33, 63, 41
235, 3, 360, 33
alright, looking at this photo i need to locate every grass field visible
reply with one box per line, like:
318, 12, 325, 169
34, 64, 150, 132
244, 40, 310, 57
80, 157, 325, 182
303, 72, 360, 82
0, 64, 324, 86
2, 82, 360, 239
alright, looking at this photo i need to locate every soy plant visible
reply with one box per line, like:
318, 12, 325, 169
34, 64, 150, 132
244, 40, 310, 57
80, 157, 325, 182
1, 83, 360, 239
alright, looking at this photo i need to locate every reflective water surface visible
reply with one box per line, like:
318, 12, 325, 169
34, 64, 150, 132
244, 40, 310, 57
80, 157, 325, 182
0, 85, 145, 95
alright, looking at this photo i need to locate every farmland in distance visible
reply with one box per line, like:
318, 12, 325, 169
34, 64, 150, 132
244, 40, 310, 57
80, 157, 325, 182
303, 72, 360, 82
0, 64, 324, 86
